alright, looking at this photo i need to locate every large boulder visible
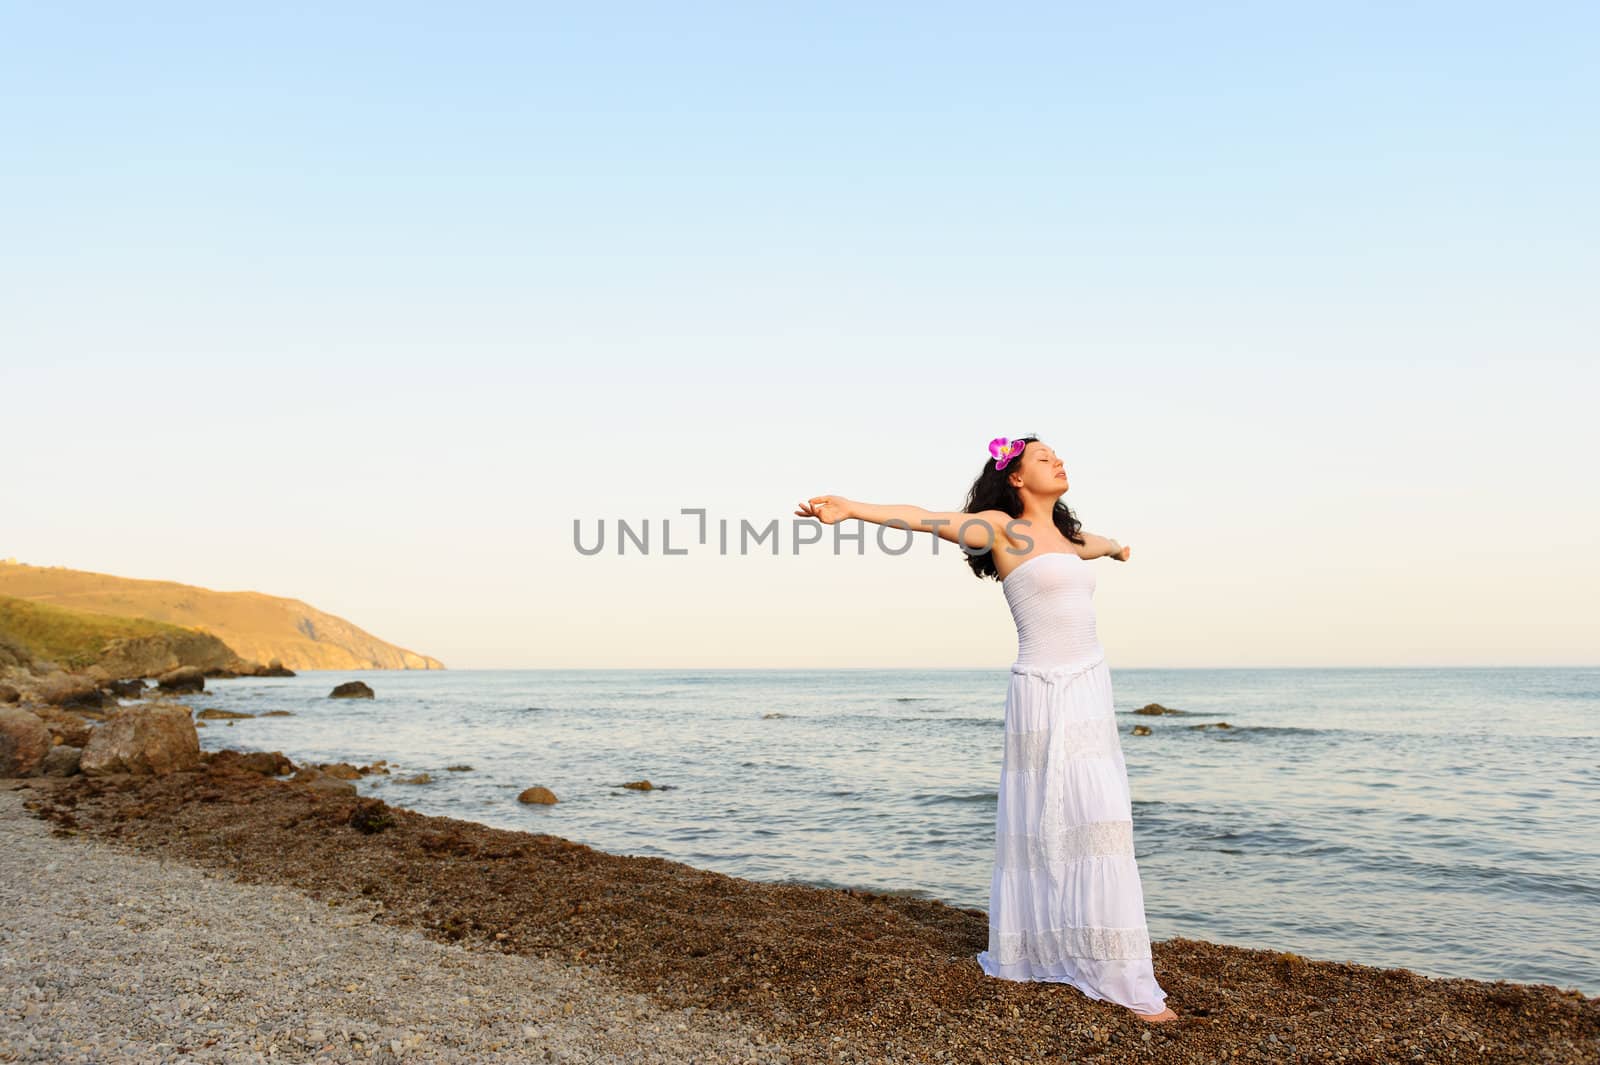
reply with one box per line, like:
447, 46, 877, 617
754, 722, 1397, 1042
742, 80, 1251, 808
0, 683, 20, 704
35, 673, 110, 710
0, 707, 52, 777
156, 666, 206, 694
329, 681, 374, 699
80, 705, 201, 776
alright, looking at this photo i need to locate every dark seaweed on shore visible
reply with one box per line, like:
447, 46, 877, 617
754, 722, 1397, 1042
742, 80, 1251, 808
17, 752, 1598, 1065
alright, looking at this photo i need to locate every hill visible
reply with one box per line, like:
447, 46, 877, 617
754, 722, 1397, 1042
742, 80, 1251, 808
0, 594, 242, 673
0, 562, 444, 671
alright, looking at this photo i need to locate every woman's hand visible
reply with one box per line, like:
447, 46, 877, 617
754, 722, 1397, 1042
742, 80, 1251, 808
1084, 532, 1131, 562
795, 495, 854, 524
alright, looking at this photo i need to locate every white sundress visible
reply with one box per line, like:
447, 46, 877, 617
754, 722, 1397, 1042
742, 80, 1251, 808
975, 550, 1169, 1015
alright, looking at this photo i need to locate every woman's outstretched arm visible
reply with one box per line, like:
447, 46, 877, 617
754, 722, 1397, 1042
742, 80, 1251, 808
796, 496, 1016, 553
1077, 531, 1132, 562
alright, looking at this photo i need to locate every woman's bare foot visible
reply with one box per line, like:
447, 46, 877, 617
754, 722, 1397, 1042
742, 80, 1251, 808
1131, 1005, 1179, 1023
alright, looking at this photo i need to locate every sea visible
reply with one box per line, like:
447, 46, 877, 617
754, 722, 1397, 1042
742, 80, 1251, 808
187, 665, 1599, 998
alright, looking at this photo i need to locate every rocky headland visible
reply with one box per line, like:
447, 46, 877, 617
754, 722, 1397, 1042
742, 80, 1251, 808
0, 560, 444, 672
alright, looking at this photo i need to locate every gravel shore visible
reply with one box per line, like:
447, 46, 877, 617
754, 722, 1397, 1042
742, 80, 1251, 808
8, 757, 1598, 1064
0, 786, 791, 1064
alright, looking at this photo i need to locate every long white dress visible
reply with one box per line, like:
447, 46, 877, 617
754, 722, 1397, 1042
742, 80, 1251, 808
975, 550, 1169, 1015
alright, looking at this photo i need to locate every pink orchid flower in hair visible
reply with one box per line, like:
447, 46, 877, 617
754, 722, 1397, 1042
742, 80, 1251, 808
989, 437, 1025, 471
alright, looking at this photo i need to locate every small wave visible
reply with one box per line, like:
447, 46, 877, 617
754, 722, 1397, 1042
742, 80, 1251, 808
1117, 718, 1344, 738
1183, 824, 1331, 855
913, 790, 998, 805
1186, 724, 1336, 738
891, 716, 999, 728
1350, 852, 1600, 904
830, 710, 998, 728
782, 876, 936, 900
1176, 828, 1600, 903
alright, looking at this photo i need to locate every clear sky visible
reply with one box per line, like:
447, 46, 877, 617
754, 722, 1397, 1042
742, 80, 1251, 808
3, 3, 1596, 668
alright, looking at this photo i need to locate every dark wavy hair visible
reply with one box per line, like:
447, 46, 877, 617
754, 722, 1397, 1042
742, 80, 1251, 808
960, 434, 1084, 581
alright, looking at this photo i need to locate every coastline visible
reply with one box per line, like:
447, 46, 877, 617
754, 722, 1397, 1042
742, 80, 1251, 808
9, 755, 1596, 1065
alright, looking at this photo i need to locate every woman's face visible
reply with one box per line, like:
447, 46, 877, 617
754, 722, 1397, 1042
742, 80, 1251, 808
1010, 441, 1068, 495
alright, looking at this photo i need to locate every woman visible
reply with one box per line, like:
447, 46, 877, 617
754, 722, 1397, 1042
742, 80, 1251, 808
796, 435, 1178, 1024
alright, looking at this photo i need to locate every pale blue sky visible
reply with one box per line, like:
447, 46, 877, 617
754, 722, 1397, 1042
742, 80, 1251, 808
3, 3, 1596, 667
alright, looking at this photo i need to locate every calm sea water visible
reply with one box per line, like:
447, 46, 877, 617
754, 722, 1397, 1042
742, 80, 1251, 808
190, 666, 1599, 997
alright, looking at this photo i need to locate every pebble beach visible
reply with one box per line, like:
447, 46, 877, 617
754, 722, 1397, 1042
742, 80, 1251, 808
0, 783, 788, 1065
4, 752, 1596, 1065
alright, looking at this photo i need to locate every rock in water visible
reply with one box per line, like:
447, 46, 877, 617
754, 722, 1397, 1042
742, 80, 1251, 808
207, 749, 296, 777
330, 681, 375, 699
289, 767, 358, 795
156, 666, 207, 694
318, 762, 362, 780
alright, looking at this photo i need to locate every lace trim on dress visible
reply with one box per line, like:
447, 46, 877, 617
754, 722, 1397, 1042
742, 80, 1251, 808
995, 818, 1136, 869
1003, 715, 1122, 772
988, 922, 1153, 964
